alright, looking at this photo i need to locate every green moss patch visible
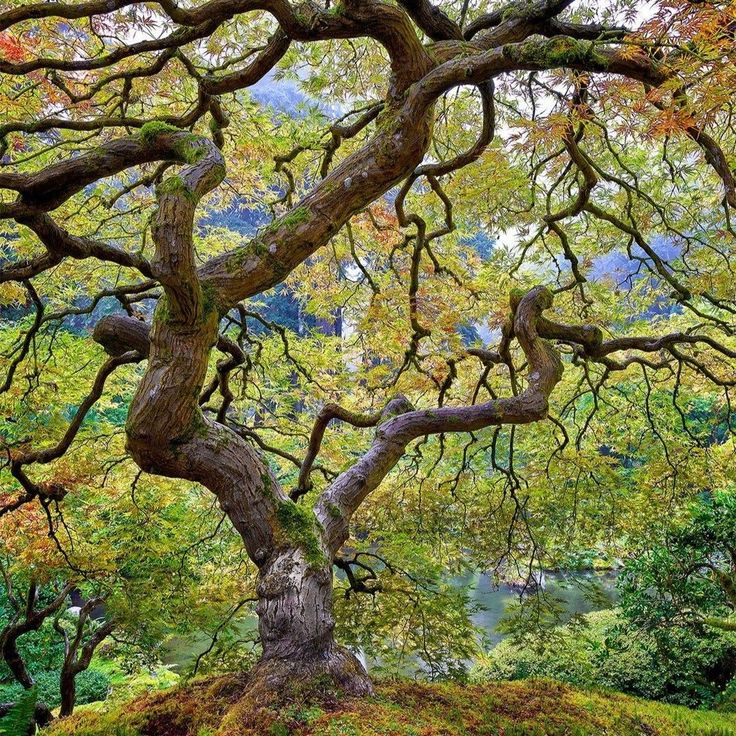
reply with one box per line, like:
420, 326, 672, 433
275, 501, 327, 568
157, 174, 197, 202
139, 121, 181, 142
46, 676, 736, 736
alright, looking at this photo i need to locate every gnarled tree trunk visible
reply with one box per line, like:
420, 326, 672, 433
253, 548, 371, 694
100, 130, 378, 696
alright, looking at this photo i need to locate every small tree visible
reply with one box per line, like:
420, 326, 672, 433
0, 570, 114, 718
54, 599, 114, 716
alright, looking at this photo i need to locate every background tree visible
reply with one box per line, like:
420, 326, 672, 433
0, 0, 734, 707
620, 491, 736, 634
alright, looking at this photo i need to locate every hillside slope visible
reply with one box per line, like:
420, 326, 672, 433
43, 676, 736, 736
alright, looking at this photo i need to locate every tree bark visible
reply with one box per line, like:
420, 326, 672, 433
59, 671, 76, 718
102, 131, 370, 695
1, 635, 34, 689
254, 547, 372, 694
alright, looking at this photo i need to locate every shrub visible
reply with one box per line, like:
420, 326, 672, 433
470, 609, 736, 708
716, 678, 736, 713
0, 667, 110, 710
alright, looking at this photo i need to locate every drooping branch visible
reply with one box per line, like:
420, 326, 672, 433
0, 280, 43, 394
201, 30, 291, 95
2, 350, 141, 516
414, 80, 495, 178
12, 353, 142, 467
0, 251, 63, 284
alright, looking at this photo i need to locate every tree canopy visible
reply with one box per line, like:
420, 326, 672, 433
0, 0, 735, 706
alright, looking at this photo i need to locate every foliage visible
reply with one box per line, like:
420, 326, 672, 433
333, 538, 481, 681
44, 677, 736, 736
718, 678, 736, 714
0, 687, 37, 736
619, 491, 736, 634
0, 489, 253, 708
0, 669, 110, 711
1, 0, 736, 714
471, 609, 736, 709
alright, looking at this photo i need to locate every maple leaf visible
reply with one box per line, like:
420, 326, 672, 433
0, 32, 24, 62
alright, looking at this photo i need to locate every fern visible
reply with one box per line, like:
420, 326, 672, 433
0, 687, 38, 736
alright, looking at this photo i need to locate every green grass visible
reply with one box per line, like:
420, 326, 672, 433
45, 676, 736, 736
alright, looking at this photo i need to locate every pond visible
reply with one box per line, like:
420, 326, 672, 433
162, 570, 618, 672
465, 569, 618, 645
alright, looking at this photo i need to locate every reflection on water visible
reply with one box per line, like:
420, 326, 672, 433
162, 570, 618, 672
462, 570, 618, 645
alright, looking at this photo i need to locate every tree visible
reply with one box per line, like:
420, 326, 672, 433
620, 491, 736, 635
0, 575, 74, 692
0, 574, 69, 726
0, 574, 112, 718
54, 598, 114, 716
0, 0, 734, 702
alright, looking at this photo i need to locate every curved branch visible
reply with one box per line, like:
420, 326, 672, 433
295, 397, 413, 498
395, 0, 462, 41
315, 286, 563, 553
17, 214, 153, 276
0, 130, 210, 214
2, 350, 141, 516
13, 352, 141, 467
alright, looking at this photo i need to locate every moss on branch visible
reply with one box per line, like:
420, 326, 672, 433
503, 36, 608, 69
276, 500, 327, 568
157, 174, 197, 202
139, 121, 181, 142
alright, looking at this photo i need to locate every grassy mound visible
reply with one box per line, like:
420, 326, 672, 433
46, 676, 736, 736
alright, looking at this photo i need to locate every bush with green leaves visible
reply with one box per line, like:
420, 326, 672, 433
470, 609, 736, 709
618, 491, 736, 634
0, 668, 110, 711
715, 677, 736, 713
